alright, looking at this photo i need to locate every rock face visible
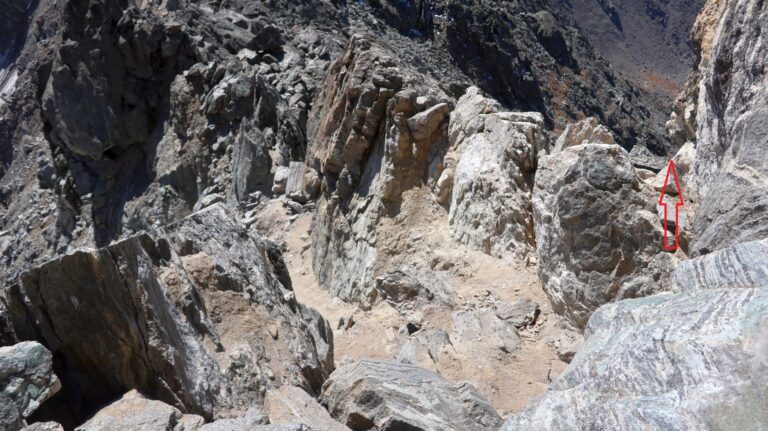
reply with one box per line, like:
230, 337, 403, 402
0, 342, 61, 431
502, 240, 768, 430
670, 238, 768, 292
689, 0, 768, 255
1, 205, 332, 424
320, 360, 502, 431
447, 87, 546, 260
533, 142, 675, 328
308, 34, 451, 307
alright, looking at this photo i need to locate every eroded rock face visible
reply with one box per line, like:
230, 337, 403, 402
320, 360, 502, 431
533, 143, 676, 329
447, 87, 546, 260
263, 386, 350, 431
503, 240, 768, 430
307, 34, 451, 307
1, 205, 332, 424
690, 0, 768, 255
0, 342, 61, 431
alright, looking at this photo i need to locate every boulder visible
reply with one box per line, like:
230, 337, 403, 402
320, 360, 502, 431
503, 241, 768, 430
1, 205, 333, 423
553, 117, 615, 152
448, 87, 547, 260
264, 386, 350, 431
0, 342, 61, 431
231, 124, 273, 202
75, 390, 183, 431
690, 0, 768, 255
533, 143, 676, 329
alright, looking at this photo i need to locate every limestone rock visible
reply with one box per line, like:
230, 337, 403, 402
320, 360, 502, 431
75, 390, 183, 431
2, 205, 333, 423
553, 117, 615, 152
264, 386, 350, 431
448, 87, 546, 260
0, 342, 61, 431
407, 102, 451, 141
533, 143, 675, 329
690, 0, 768, 255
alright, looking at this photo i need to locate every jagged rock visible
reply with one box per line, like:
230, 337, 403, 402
1, 205, 333, 423
231, 125, 273, 202
453, 308, 520, 353
75, 390, 183, 431
285, 161, 307, 202
689, 0, 768, 255
494, 298, 540, 329
553, 117, 615, 152
320, 360, 502, 431
374, 267, 453, 308
533, 143, 676, 329
503, 244, 768, 430
447, 87, 546, 260
395, 329, 453, 367
198, 407, 269, 430
0, 342, 61, 431
407, 102, 451, 141
307, 34, 451, 307
273, 166, 291, 194
264, 386, 350, 431
648, 142, 695, 196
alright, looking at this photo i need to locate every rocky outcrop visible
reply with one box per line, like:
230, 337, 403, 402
0, 342, 61, 431
689, 0, 768, 255
307, 34, 451, 307
671, 238, 768, 292
447, 87, 546, 260
1, 205, 332, 424
533, 142, 676, 328
502, 239, 768, 430
320, 360, 502, 431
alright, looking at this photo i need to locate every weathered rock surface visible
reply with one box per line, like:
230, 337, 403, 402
671, 238, 768, 292
533, 142, 676, 328
689, 0, 768, 255
264, 386, 350, 431
308, 34, 451, 307
0, 342, 61, 431
448, 87, 546, 260
1, 205, 332, 424
75, 390, 183, 431
552, 116, 615, 152
320, 360, 502, 431
503, 240, 768, 430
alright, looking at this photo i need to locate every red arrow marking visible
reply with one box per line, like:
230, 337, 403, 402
659, 160, 685, 251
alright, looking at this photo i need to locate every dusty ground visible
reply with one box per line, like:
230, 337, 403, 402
260, 189, 573, 416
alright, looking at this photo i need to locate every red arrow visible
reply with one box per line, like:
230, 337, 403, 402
659, 160, 685, 251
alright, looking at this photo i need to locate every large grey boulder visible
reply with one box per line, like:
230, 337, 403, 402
533, 142, 676, 329
447, 87, 546, 260
320, 360, 502, 431
0, 342, 61, 431
1, 205, 332, 423
690, 0, 768, 255
503, 239, 768, 430
671, 238, 768, 292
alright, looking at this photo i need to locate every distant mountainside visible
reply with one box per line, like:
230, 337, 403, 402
548, 0, 706, 101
